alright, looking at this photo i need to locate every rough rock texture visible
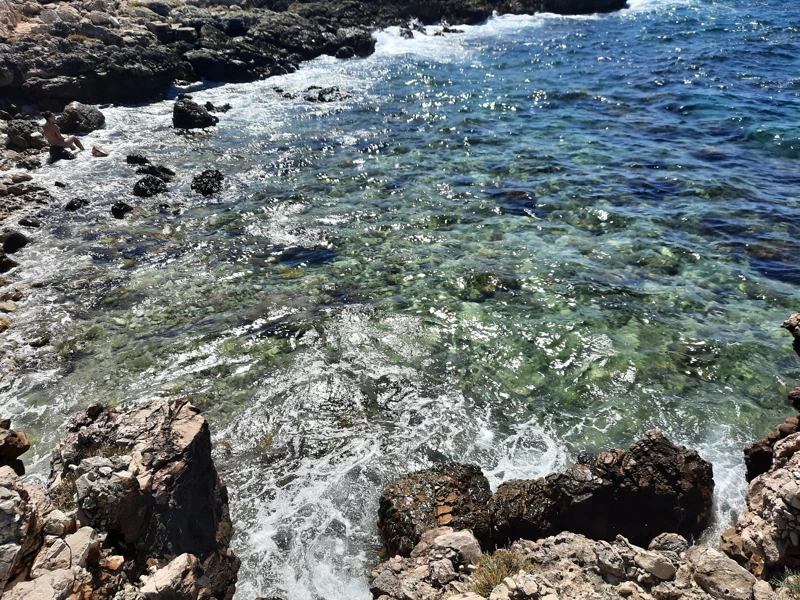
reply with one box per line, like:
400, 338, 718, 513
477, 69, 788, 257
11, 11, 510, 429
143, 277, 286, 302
133, 174, 168, 197
783, 312, 800, 357
490, 431, 714, 548
744, 414, 800, 482
5, 119, 47, 151
372, 529, 768, 600
0, 0, 626, 110
173, 98, 219, 129
378, 463, 493, 557
191, 169, 224, 196
723, 430, 800, 579
55, 101, 105, 134
0, 418, 31, 475
48, 398, 240, 599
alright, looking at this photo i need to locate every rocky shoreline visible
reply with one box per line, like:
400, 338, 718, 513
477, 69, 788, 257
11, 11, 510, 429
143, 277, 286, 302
2, 314, 800, 599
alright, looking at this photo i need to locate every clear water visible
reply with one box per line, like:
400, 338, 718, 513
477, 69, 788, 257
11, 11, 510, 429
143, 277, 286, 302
3, 0, 800, 597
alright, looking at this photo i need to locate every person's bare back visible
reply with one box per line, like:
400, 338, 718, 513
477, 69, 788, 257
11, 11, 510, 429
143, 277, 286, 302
42, 111, 84, 151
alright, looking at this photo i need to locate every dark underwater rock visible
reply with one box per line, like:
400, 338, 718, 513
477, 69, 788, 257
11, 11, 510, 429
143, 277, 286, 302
111, 201, 133, 219
173, 98, 219, 129
64, 197, 89, 211
135, 164, 176, 181
191, 169, 224, 196
1, 232, 28, 254
378, 463, 492, 557
133, 175, 167, 197
126, 153, 151, 166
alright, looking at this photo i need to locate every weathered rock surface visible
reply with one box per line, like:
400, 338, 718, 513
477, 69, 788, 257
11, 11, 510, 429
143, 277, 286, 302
133, 174, 168, 197
5, 119, 47, 151
372, 529, 768, 600
0, 399, 240, 600
783, 312, 800, 357
0, 0, 626, 110
723, 430, 800, 579
48, 399, 240, 599
0, 418, 31, 475
55, 101, 105, 134
490, 431, 714, 548
191, 169, 224, 196
378, 463, 493, 557
173, 97, 219, 129
744, 414, 800, 482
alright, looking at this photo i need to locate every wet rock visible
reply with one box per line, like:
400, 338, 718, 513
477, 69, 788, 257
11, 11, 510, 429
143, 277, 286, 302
335, 46, 356, 59
490, 431, 714, 548
0, 301, 15, 312
378, 463, 492, 557
15, 157, 42, 170
55, 101, 105, 134
11, 173, 32, 183
304, 85, 351, 103
92, 145, 109, 157
2, 231, 28, 254
0, 253, 19, 273
64, 198, 89, 211
48, 147, 76, 163
111, 201, 133, 219
0, 316, 9, 333
191, 169, 224, 196
744, 414, 800, 482
18, 216, 40, 228
205, 102, 232, 113
136, 164, 175, 181
173, 98, 219, 129
54, 181, 67, 188
126, 153, 151, 165
133, 174, 168, 197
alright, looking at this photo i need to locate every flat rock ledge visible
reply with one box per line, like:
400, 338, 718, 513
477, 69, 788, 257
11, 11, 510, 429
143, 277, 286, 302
0, 398, 240, 600
371, 527, 771, 600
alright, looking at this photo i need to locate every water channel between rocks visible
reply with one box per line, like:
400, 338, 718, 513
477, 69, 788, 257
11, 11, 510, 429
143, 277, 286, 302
2, 0, 800, 598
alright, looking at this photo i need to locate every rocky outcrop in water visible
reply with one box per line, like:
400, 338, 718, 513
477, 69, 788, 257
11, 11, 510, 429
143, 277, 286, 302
55, 102, 106, 134
0, 418, 30, 475
491, 431, 713, 548
371, 528, 770, 600
0, 0, 626, 110
0, 399, 240, 600
173, 97, 219, 129
744, 414, 800, 482
133, 174, 168, 197
783, 313, 800, 358
379, 463, 493, 557
192, 169, 224, 196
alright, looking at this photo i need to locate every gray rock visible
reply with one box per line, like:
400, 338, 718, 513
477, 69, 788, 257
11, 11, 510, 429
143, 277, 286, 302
686, 545, 756, 600
56, 101, 105, 134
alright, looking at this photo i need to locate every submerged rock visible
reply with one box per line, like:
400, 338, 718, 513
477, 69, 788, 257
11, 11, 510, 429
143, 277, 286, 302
126, 153, 151, 165
111, 201, 133, 219
133, 174, 168, 197
173, 98, 219, 129
56, 101, 105, 134
490, 431, 714, 548
136, 163, 176, 181
378, 463, 492, 557
64, 197, 89, 211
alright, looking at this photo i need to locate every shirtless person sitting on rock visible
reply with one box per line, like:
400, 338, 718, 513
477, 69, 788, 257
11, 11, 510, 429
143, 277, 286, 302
42, 110, 84, 152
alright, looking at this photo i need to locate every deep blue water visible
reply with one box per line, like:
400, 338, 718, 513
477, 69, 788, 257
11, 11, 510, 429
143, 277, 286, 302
2, 0, 800, 597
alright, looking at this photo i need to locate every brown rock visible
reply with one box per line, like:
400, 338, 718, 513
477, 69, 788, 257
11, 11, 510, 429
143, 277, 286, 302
490, 431, 713, 548
378, 463, 492, 557
744, 415, 800, 481
783, 312, 800, 357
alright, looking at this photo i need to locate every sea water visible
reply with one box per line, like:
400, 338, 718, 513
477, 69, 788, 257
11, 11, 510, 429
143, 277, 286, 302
2, 0, 800, 597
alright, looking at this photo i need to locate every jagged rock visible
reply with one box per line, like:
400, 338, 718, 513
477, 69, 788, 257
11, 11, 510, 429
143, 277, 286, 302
378, 463, 492, 557
173, 98, 219, 129
191, 169, 224, 196
126, 153, 151, 165
782, 312, 800, 357
133, 174, 168, 197
744, 414, 800, 482
111, 201, 133, 219
55, 101, 105, 134
686, 546, 756, 600
49, 399, 240, 599
490, 431, 714, 548
304, 85, 351, 103
140, 553, 201, 599
724, 430, 800, 578
0, 420, 30, 476
5, 120, 47, 151
2, 231, 28, 254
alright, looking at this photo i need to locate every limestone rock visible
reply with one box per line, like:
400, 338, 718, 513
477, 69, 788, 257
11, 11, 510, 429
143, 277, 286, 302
686, 545, 756, 600
140, 553, 201, 599
744, 414, 800, 482
378, 463, 492, 556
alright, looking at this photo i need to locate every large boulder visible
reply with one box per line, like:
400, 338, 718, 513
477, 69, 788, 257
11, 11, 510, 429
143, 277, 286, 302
55, 101, 105, 134
490, 431, 714, 548
378, 463, 492, 557
49, 399, 240, 599
173, 98, 219, 129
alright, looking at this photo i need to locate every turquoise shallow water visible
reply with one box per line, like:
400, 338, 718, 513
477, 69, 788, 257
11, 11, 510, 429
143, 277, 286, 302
2, 0, 800, 597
